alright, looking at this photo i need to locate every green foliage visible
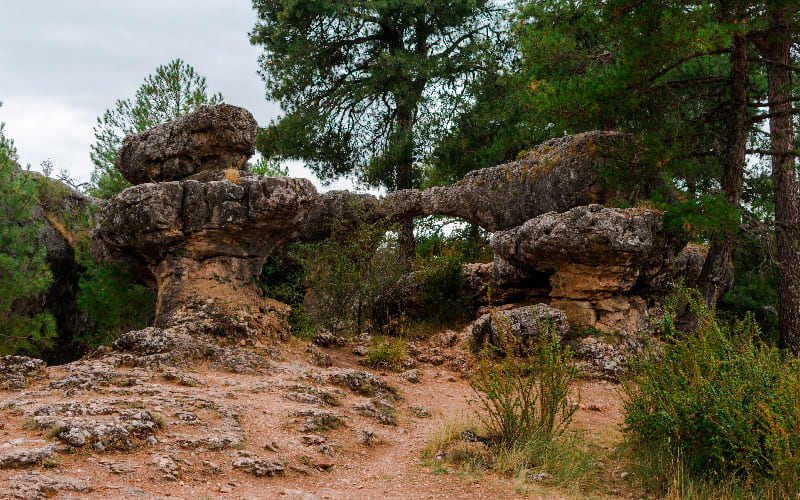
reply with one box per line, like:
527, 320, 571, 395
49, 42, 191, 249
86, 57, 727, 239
295, 211, 407, 335
248, 155, 288, 176
414, 249, 469, 325
0, 106, 57, 355
470, 312, 579, 446
257, 249, 313, 339
250, 0, 502, 191
415, 216, 492, 264
427, 314, 590, 494
662, 193, 741, 242
623, 284, 800, 497
53, 204, 155, 350
76, 263, 155, 348
364, 336, 407, 371
90, 59, 223, 198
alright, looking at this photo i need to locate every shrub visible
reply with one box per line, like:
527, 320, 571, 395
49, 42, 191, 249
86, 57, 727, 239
623, 284, 800, 497
426, 315, 591, 493
60, 204, 155, 349
76, 262, 156, 347
294, 207, 406, 335
414, 248, 470, 325
364, 336, 406, 371
469, 310, 579, 446
257, 248, 313, 338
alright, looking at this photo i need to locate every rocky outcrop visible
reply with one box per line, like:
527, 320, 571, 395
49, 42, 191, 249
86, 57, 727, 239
94, 105, 319, 339
93, 103, 696, 345
0, 440, 55, 469
484, 205, 687, 332
116, 104, 257, 185
0, 356, 47, 391
382, 131, 650, 231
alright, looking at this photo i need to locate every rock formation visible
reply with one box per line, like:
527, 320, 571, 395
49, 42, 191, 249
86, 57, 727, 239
469, 304, 569, 352
94, 104, 318, 340
488, 205, 687, 332
93, 104, 698, 343
116, 104, 257, 185
382, 131, 653, 231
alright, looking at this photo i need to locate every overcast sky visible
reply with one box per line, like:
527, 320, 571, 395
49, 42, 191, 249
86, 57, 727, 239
0, 0, 364, 192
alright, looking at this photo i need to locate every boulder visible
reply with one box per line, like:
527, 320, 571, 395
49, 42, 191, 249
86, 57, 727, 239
489, 205, 686, 331
116, 104, 257, 185
469, 304, 569, 352
0, 356, 47, 391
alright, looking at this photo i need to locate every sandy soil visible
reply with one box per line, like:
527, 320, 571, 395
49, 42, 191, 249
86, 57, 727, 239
0, 336, 632, 500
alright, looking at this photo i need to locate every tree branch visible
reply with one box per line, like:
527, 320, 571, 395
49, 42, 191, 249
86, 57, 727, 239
432, 24, 489, 60
747, 149, 800, 157
648, 50, 730, 83
748, 108, 800, 125
647, 76, 731, 92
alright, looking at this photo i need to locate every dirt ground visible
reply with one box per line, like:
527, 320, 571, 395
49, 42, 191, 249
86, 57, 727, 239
0, 335, 640, 500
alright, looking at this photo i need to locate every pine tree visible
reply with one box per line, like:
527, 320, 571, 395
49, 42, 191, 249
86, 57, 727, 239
250, 0, 501, 264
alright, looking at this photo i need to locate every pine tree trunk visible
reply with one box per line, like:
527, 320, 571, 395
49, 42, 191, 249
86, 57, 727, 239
396, 104, 415, 269
756, 13, 800, 353
697, 33, 749, 307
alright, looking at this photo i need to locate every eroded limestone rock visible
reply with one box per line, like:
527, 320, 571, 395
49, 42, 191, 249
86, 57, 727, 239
94, 175, 316, 338
3, 472, 91, 500
489, 205, 686, 331
0, 440, 55, 469
0, 357, 47, 391
382, 131, 649, 231
116, 104, 257, 184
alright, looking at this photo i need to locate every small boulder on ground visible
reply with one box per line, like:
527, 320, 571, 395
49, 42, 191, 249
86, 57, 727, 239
0, 356, 47, 391
469, 303, 569, 352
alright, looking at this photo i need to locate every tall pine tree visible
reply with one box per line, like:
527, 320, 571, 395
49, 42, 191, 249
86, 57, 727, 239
250, 0, 501, 264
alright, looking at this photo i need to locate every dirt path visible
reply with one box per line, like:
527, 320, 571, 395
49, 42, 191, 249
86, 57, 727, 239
1, 337, 632, 500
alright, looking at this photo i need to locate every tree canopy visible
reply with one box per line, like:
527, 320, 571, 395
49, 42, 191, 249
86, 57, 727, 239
251, 0, 503, 190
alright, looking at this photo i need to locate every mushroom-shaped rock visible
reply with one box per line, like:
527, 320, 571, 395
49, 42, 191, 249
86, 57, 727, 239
491, 205, 686, 331
93, 174, 318, 338
381, 131, 652, 231
116, 104, 257, 185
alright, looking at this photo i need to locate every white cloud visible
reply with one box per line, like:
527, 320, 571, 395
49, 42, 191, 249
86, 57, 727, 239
1, 96, 96, 180
0, 0, 370, 193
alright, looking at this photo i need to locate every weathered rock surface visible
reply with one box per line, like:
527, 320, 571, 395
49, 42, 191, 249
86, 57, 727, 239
382, 131, 649, 231
0, 357, 47, 391
93, 175, 316, 337
232, 451, 284, 476
0, 440, 55, 469
94, 102, 697, 349
109, 327, 275, 372
488, 205, 687, 331
4, 472, 91, 499
116, 104, 257, 184
573, 334, 649, 381
469, 304, 569, 352
492, 205, 680, 280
